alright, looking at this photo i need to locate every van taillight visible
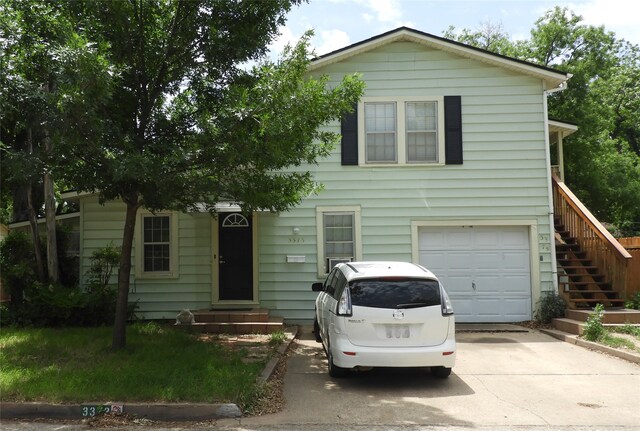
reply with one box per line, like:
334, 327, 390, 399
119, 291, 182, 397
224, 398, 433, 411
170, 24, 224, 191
337, 288, 352, 316
441, 284, 454, 316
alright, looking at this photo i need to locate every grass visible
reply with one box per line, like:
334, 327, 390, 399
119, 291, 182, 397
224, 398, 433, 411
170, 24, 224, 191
0, 322, 270, 408
596, 324, 640, 354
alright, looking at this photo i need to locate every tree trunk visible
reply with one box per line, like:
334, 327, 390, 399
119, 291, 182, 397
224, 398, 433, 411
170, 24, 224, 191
26, 183, 46, 284
112, 195, 140, 350
26, 128, 47, 283
43, 172, 59, 283
44, 81, 59, 283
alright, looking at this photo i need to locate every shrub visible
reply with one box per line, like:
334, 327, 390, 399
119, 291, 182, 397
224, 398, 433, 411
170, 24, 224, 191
0, 230, 39, 311
535, 291, 567, 324
0, 243, 137, 327
583, 303, 606, 341
625, 292, 640, 310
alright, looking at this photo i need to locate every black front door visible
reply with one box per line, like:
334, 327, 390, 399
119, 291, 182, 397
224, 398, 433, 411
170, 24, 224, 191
218, 213, 253, 301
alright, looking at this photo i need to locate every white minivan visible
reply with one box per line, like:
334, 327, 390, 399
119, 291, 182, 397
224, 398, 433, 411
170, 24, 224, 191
312, 261, 456, 378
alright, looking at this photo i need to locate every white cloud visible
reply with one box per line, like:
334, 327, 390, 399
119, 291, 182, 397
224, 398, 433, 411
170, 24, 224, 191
567, 0, 640, 43
270, 26, 300, 57
315, 29, 351, 55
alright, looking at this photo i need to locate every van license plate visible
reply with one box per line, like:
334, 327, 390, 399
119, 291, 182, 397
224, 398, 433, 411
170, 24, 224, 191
386, 325, 410, 338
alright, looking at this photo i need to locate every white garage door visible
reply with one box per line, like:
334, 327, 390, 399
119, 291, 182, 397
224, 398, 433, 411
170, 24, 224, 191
419, 225, 532, 323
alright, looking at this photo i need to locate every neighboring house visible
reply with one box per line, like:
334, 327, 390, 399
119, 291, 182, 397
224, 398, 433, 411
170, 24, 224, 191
65, 27, 628, 324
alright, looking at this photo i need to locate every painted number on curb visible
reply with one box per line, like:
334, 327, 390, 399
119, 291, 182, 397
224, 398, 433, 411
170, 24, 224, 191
81, 404, 123, 417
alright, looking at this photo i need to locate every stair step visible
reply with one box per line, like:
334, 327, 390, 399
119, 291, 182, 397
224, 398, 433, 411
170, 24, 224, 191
193, 308, 270, 323
176, 317, 285, 335
560, 265, 598, 270
569, 298, 626, 305
566, 308, 640, 324
561, 280, 610, 286
566, 289, 619, 294
552, 317, 640, 335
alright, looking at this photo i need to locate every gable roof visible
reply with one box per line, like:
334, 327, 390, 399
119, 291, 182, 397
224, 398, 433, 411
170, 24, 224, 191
309, 27, 571, 90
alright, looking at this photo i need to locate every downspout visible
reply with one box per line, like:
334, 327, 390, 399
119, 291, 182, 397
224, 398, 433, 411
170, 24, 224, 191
543, 81, 568, 293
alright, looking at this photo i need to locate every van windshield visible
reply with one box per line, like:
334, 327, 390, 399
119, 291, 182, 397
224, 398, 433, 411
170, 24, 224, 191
349, 278, 441, 309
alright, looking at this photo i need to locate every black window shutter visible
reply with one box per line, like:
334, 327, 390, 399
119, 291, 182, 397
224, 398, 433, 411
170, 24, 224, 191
341, 103, 358, 166
444, 96, 463, 165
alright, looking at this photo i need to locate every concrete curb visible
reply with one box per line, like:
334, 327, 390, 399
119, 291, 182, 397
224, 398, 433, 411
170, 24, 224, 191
0, 326, 299, 422
257, 326, 299, 384
539, 328, 640, 365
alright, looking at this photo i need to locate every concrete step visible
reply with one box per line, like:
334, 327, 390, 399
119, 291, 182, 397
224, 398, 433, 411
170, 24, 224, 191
193, 308, 270, 323
552, 317, 640, 336
175, 317, 285, 335
566, 308, 640, 324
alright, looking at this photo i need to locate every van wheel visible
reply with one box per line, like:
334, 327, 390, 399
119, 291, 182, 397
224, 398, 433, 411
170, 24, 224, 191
313, 318, 322, 343
431, 366, 452, 378
327, 342, 348, 378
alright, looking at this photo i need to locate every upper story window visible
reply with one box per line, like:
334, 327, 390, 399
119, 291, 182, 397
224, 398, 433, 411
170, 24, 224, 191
362, 97, 445, 165
341, 95, 462, 167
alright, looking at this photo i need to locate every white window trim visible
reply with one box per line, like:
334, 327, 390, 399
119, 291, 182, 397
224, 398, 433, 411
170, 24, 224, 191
358, 96, 445, 166
316, 206, 362, 277
135, 210, 179, 279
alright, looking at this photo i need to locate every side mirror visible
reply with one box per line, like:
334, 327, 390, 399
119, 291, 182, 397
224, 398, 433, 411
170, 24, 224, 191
311, 282, 324, 292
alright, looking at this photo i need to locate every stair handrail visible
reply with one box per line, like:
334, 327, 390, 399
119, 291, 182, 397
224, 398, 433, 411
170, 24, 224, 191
552, 174, 631, 297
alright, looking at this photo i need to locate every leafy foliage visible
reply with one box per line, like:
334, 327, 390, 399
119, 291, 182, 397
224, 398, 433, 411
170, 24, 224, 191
534, 291, 567, 324
2, 0, 364, 348
626, 292, 640, 310
583, 303, 606, 341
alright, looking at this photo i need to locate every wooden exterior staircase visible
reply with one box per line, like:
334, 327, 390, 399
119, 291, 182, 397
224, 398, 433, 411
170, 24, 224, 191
552, 175, 632, 309
175, 308, 284, 334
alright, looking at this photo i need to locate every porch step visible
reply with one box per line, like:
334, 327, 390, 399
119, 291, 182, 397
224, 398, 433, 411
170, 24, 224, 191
567, 298, 627, 308
552, 309, 640, 335
566, 308, 640, 324
175, 308, 285, 334
193, 309, 271, 323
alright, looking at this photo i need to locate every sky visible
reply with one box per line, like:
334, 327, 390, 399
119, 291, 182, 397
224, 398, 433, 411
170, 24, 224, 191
271, 0, 640, 56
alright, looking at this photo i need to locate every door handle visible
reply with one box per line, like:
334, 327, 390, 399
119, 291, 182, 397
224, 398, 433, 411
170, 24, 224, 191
472, 281, 476, 291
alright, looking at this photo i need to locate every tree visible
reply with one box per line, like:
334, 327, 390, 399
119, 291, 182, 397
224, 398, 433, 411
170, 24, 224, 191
23, 0, 363, 350
0, 0, 79, 283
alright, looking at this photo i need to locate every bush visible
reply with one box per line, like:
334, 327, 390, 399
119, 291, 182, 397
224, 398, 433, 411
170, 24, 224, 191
0, 230, 39, 310
535, 291, 567, 324
0, 243, 137, 327
583, 303, 605, 341
625, 292, 640, 310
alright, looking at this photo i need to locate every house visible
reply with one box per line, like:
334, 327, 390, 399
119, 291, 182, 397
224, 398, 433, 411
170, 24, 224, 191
65, 27, 633, 326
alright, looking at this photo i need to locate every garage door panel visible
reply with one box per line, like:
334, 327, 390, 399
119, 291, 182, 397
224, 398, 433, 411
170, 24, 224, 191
449, 297, 474, 319
503, 252, 529, 270
418, 225, 532, 323
443, 276, 474, 295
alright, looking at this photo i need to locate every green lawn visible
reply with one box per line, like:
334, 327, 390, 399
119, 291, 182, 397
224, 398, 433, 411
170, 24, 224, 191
0, 323, 270, 408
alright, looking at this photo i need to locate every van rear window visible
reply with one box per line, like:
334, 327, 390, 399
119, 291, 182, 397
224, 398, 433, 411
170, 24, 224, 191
349, 278, 441, 309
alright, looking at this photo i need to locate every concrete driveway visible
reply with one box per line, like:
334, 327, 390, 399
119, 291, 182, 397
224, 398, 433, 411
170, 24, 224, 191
226, 325, 640, 428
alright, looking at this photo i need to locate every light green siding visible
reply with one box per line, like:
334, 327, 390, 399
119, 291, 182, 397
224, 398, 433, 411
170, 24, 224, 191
258, 41, 554, 322
80, 196, 212, 319
76, 40, 557, 323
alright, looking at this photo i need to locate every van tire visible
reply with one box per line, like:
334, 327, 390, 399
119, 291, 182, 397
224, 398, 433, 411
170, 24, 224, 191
431, 366, 452, 378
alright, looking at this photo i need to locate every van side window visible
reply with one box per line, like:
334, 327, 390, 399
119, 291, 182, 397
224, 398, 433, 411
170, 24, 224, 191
324, 269, 338, 296
332, 271, 348, 300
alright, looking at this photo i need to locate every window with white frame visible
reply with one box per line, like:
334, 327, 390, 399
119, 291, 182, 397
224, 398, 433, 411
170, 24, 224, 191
361, 97, 444, 165
135, 212, 178, 278
316, 206, 362, 275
